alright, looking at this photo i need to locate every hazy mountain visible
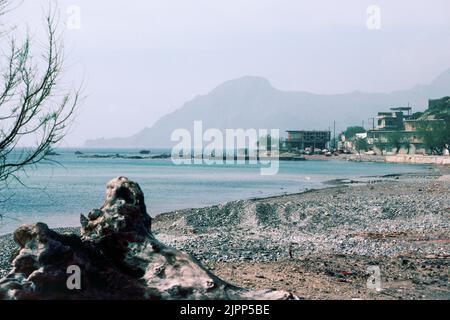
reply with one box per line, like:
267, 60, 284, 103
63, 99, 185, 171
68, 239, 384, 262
85, 69, 450, 148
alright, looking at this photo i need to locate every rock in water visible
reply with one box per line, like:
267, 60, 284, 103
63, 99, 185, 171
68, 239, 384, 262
0, 177, 296, 300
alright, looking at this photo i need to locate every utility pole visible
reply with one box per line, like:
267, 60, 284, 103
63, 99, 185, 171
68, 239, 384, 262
368, 117, 375, 140
333, 120, 336, 150
368, 117, 375, 130
328, 126, 331, 150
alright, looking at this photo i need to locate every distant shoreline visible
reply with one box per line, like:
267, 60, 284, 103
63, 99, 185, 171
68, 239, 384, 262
301, 153, 450, 165
44, 147, 450, 166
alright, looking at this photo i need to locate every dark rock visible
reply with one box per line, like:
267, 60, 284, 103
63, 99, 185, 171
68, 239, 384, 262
87, 209, 103, 221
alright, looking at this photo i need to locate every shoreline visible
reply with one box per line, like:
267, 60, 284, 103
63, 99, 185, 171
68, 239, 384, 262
301, 153, 450, 165
0, 159, 432, 236
0, 167, 444, 240
1, 167, 449, 299
42, 147, 450, 165
151, 168, 449, 299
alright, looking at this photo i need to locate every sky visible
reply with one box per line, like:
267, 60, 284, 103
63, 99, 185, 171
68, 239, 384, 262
3, 0, 450, 146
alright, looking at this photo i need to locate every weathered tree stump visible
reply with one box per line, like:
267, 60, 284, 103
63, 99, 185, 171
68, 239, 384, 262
0, 177, 296, 300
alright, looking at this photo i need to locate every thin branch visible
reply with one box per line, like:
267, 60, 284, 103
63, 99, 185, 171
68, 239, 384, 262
0, 5, 80, 194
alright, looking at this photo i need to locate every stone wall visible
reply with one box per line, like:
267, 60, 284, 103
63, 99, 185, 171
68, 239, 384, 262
385, 155, 450, 165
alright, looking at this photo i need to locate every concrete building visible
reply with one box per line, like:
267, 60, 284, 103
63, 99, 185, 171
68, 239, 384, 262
368, 103, 446, 154
285, 130, 331, 150
376, 111, 406, 131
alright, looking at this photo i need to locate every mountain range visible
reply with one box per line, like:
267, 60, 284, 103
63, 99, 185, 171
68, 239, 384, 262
85, 69, 450, 148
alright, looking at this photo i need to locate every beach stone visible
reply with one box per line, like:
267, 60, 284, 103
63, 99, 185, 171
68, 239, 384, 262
0, 177, 296, 300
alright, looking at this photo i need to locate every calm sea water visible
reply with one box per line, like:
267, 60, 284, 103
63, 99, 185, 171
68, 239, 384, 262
0, 148, 428, 235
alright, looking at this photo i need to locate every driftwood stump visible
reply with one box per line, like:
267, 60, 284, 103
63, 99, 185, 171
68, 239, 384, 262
0, 177, 296, 300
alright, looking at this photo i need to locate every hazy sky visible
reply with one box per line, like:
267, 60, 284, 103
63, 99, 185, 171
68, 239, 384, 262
4, 0, 450, 146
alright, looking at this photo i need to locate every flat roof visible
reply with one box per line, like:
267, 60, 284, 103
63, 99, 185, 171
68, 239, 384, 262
286, 130, 330, 133
391, 107, 411, 111
404, 119, 444, 122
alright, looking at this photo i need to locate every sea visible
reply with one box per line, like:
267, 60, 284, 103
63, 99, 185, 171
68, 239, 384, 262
0, 148, 429, 235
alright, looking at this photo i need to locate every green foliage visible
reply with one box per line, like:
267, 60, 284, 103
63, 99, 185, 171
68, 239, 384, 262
428, 96, 450, 112
373, 139, 387, 155
409, 112, 424, 120
421, 121, 450, 155
341, 126, 366, 140
386, 132, 409, 154
413, 97, 450, 121
354, 138, 369, 154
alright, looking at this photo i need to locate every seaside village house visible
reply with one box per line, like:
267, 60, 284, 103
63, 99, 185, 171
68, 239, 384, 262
285, 130, 331, 151
339, 132, 368, 151
367, 97, 449, 155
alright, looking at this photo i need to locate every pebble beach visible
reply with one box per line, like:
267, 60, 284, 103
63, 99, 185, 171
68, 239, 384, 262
1, 166, 449, 299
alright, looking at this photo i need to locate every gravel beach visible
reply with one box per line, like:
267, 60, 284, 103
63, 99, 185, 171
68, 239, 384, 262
0, 166, 449, 299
